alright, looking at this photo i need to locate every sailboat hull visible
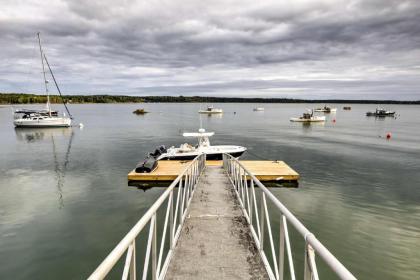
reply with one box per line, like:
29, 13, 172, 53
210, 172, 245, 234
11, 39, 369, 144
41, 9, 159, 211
14, 117, 71, 128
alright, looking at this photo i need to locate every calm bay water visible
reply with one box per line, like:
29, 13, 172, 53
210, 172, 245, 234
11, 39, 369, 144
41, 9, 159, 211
0, 103, 419, 279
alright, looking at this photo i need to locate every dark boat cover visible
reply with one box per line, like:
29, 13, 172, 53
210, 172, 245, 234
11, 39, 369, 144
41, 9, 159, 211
135, 156, 158, 173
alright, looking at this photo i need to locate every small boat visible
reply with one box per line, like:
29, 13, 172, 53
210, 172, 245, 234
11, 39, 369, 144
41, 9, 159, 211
290, 110, 326, 123
13, 33, 72, 128
314, 106, 337, 113
253, 107, 265, 111
143, 128, 246, 162
343, 106, 351, 110
198, 106, 223, 114
366, 108, 395, 117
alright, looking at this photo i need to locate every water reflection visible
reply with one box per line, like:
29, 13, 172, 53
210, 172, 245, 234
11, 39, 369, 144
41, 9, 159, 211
296, 121, 325, 132
128, 181, 172, 191
15, 127, 73, 143
14, 128, 75, 208
203, 113, 223, 118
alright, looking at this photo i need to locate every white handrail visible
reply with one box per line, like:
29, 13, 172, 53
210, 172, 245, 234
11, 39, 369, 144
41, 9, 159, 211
88, 153, 206, 280
223, 154, 357, 280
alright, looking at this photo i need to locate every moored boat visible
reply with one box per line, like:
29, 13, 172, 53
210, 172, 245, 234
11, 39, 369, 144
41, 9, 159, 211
366, 108, 395, 117
314, 106, 337, 113
13, 33, 72, 128
198, 106, 223, 114
290, 110, 326, 123
253, 107, 264, 111
135, 128, 247, 172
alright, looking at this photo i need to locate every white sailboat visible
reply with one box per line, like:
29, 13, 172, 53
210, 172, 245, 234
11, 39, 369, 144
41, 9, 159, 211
13, 33, 72, 128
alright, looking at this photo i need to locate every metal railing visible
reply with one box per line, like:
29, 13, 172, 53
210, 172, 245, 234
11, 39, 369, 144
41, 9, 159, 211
88, 153, 206, 280
222, 154, 357, 280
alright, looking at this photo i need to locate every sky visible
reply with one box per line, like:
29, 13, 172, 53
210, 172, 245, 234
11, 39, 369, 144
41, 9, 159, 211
0, 0, 419, 100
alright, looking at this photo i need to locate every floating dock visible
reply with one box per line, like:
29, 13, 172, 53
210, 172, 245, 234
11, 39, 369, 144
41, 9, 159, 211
127, 160, 299, 182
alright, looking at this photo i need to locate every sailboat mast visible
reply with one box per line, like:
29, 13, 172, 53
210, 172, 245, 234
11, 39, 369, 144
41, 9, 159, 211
37, 32, 51, 115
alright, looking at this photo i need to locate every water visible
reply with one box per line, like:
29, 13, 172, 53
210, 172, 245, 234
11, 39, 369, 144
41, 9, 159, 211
0, 103, 419, 279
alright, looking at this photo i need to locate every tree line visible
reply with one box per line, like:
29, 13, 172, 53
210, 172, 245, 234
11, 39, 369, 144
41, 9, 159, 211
1, 93, 419, 104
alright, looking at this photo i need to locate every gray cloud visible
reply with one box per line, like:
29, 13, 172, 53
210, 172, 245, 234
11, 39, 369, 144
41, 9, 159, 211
0, 0, 419, 99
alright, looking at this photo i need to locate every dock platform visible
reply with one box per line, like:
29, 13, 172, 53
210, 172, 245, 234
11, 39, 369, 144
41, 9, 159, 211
128, 160, 299, 182
165, 166, 268, 279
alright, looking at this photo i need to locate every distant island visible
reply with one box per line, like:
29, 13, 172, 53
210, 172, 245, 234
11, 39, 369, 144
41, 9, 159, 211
0, 93, 419, 104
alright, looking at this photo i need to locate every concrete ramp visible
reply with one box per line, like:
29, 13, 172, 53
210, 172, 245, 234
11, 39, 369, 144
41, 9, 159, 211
165, 166, 268, 279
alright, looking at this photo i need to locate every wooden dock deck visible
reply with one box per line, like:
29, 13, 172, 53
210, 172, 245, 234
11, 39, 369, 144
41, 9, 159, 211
165, 166, 268, 279
128, 160, 299, 182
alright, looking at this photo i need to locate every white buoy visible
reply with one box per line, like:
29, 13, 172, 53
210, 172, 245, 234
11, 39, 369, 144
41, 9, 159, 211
79, 123, 84, 128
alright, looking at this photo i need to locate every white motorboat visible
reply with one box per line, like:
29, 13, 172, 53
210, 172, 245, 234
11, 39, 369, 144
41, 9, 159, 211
253, 107, 265, 111
198, 106, 223, 114
314, 106, 337, 113
158, 128, 246, 160
13, 33, 72, 128
290, 110, 326, 123
135, 128, 246, 172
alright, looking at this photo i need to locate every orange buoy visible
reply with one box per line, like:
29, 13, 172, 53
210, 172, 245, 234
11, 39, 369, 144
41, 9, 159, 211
386, 133, 391, 139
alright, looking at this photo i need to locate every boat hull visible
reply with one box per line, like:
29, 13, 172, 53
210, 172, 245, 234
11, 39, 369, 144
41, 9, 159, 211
290, 117, 326, 122
314, 108, 337, 113
14, 118, 72, 128
158, 150, 245, 160
198, 111, 223, 114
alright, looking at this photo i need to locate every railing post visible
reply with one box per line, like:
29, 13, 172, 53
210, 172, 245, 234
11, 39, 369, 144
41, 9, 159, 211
169, 191, 174, 248
130, 240, 136, 280
304, 243, 319, 280
152, 216, 157, 280
259, 193, 265, 249
249, 180, 254, 226
279, 215, 285, 280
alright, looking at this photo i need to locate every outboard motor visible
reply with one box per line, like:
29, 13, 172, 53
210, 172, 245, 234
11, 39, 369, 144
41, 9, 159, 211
159, 145, 167, 154
149, 145, 167, 158
135, 156, 158, 173
150, 148, 162, 158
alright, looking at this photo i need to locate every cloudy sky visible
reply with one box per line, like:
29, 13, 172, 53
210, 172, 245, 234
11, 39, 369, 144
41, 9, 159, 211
1, 0, 419, 99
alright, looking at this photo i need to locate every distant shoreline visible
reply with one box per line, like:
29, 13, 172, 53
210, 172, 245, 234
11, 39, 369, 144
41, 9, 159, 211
1, 93, 419, 104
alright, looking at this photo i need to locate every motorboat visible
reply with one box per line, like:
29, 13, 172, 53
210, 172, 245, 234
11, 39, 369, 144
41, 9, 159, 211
253, 107, 265, 111
145, 128, 246, 161
366, 108, 395, 117
290, 110, 326, 123
159, 128, 245, 160
343, 106, 351, 110
314, 106, 337, 113
13, 33, 72, 128
198, 106, 223, 114
134, 128, 246, 172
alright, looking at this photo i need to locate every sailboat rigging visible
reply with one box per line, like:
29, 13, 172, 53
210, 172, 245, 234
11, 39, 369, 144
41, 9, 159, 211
13, 32, 73, 127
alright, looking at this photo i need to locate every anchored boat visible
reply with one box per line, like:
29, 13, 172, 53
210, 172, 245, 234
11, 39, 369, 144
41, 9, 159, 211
290, 110, 326, 123
253, 107, 264, 111
198, 106, 223, 114
13, 33, 72, 128
366, 108, 395, 117
314, 106, 337, 113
